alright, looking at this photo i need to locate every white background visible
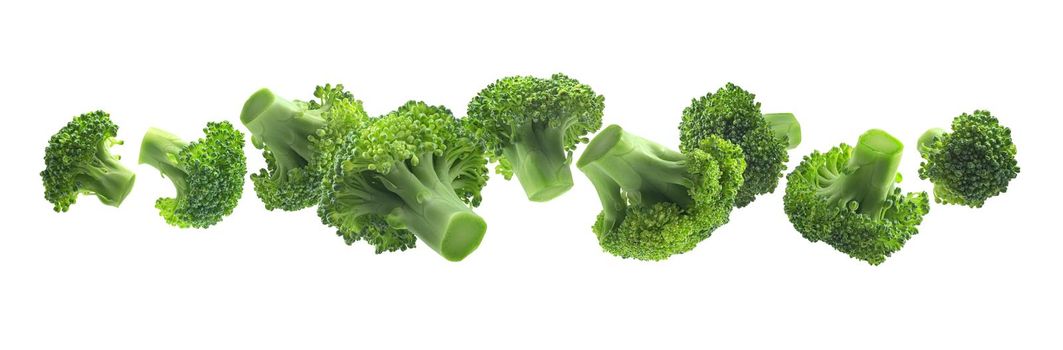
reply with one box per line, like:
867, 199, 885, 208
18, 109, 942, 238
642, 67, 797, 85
2, 1, 1059, 349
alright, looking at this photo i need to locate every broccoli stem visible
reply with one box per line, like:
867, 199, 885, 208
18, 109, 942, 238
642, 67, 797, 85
502, 121, 574, 202
76, 140, 136, 207
821, 129, 903, 218
764, 113, 801, 150
577, 125, 693, 232
139, 128, 190, 197
917, 128, 946, 156
240, 88, 325, 176
377, 153, 486, 261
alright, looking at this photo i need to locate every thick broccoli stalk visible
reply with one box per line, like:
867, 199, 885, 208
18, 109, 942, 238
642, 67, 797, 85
467, 73, 604, 202
42, 111, 136, 211
319, 101, 490, 261
138, 122, 246, 228
680, 83, 800, 207
241, 85, 365, 211
917, 110, 1019, 207
764, 113, 802, 150
784, 129, 930, 265
577, 124, 745, 261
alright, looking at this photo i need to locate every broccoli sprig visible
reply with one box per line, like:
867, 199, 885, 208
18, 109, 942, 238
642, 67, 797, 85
680, 83, 800, 207
577, 124, 746, 260
42, 111, 136, 212
784, 129, 930, 265
138, 122, 246, 228
318, 101, 490, 261
917, 110, 1019, 208
467, 73, 604, 202
241, 84, 367, 211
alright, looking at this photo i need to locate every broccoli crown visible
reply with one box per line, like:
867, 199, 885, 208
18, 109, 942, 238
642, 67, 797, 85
241, 84, 367, 211
466, 73, 604, 201
680, 83, 793, 208
918, 110, 1019, 208
139, 122, 246, 228
784, 129, 930, 265
577, 125, 746, 261
41, 110, 136, 212
319, 101, 490, 261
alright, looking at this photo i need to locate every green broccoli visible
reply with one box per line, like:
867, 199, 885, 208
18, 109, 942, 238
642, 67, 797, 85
240, 84, 366, 211
577, 124, 746, 260
42, 111, 137, 212
138, 122, 247, 228
917, 110, 1019, 208
783, 129, 930, 265
318, 101, 490, 261
680, 83, 800, 207
467, 73, 604, 202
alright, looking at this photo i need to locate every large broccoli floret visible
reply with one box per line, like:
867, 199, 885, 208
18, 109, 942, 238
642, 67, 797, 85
138, 122, 246, 228
784, 129, 930, 265
467, 73, 604, 202
318, 101, 490, 261
577, 124, 746, 261
42, 111, 136, 212
917, 110, 1019, 208
680, 83, 800, 207
240, 84, 367, 211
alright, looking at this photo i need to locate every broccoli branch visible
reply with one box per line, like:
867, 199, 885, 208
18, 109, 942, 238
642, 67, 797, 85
138, 128, 191, 198
817, 129, 903, 219
502, 120, 574, 202
577, 125, 694, 232
77, 139, 136, 207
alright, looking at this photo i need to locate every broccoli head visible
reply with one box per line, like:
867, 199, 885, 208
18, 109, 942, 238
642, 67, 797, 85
680, 83, 800, 207
784, 129, 930, 265
467, 73, 604, 202
241, 84, 367, 211
138, 122, 246, 228
917, 110, 1019, 208
42, 111, 136, 212
577, 124, 746, 260
318, 101, 490, 261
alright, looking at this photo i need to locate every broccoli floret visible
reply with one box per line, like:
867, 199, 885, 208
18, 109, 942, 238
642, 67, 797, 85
42, 111, 136, 212
784, 129, 930, 265
577, 124, 746, 260
917, 110, 1019, 208
318, 101, 490, 261
467, 73, 604, 202
138, 122, 246, 228
240, 84, 367, 211
680, 83, 800, 207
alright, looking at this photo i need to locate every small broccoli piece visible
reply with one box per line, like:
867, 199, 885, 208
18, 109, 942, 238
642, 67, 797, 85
680, 83, 800, 207
318, 101, 490, 261
784, 129, 930, 265
138, 122, 247, 228
577, 124, 746, 260
467, 73, 604, 202
42, 111, 136, 212
917, 110, 1019, 208
241, 84, 367, 211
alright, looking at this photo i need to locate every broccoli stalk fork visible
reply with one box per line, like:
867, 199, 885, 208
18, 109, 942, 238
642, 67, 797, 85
79, 139, 136, 207
501, 119, 573, 202
332, 147, 485, 259
41, 111, 136, 211
578, 124, 745, 260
